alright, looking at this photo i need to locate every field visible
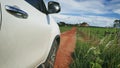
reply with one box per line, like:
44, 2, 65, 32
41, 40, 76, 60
60, 26, 120, 68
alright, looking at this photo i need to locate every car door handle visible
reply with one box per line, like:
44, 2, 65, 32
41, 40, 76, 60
5, 5, 28, 19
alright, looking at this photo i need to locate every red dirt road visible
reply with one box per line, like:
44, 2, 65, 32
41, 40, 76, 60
54, 27, 76, 68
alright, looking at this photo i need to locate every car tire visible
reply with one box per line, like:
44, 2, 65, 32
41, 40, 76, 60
38, 40, 59, 68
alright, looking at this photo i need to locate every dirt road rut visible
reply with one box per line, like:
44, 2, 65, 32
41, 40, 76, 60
54, 27, 76, 68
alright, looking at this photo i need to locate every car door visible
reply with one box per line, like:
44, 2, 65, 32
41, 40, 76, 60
0, 2, 1, 28
0, 0, 52, 68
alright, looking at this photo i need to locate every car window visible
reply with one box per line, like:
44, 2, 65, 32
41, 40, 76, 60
25, 0, 47, 13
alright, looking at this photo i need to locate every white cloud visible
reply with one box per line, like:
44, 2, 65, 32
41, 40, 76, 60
45, 0, 108, 14
52, 14, 116, 27
105, 0, 120, 14
113, 9, 120, 14
111, 5, 120, 14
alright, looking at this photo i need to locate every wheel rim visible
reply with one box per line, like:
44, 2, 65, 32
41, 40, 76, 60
38, 41, 58, 68
48, 46, 57, 68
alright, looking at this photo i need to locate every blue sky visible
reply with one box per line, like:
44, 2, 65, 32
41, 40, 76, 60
45, 0, 120, 27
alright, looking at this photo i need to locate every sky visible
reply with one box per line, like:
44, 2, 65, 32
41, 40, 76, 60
45, 0, 120, 27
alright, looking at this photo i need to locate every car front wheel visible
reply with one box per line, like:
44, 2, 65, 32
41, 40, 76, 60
38, 40, 59, 68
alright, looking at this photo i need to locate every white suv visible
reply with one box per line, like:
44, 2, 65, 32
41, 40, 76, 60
0, 0, 61, 68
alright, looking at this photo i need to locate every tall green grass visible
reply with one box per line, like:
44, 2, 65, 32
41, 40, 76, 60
70, 27, 120, 68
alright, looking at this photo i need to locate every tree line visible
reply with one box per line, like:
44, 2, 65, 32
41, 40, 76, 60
57, 19, 120, 28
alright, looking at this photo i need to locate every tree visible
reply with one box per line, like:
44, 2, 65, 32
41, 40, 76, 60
113, 19, 120, 28
80, 22, 89, 27
58, 22, 66, 26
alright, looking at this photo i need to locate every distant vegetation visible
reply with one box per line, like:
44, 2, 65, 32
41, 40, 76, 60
58, 19, 120, 28
59, 26, 72, 33
58, 21, 90, 27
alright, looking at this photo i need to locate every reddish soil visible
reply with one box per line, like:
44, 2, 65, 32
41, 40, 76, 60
54, 27, 77, 68
78, 30, 100, 45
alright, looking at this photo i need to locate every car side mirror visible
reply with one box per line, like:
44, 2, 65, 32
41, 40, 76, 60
48, 1, 61, 14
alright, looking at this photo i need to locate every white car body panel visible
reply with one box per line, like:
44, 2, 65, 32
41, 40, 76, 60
0, 0, 60, 68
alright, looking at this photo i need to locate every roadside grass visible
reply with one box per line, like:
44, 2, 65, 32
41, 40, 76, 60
70, 27, 120, 68
59, 26, 72, 33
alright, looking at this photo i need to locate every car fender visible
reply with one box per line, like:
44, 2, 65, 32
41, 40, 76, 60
38, 15, 60, 65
